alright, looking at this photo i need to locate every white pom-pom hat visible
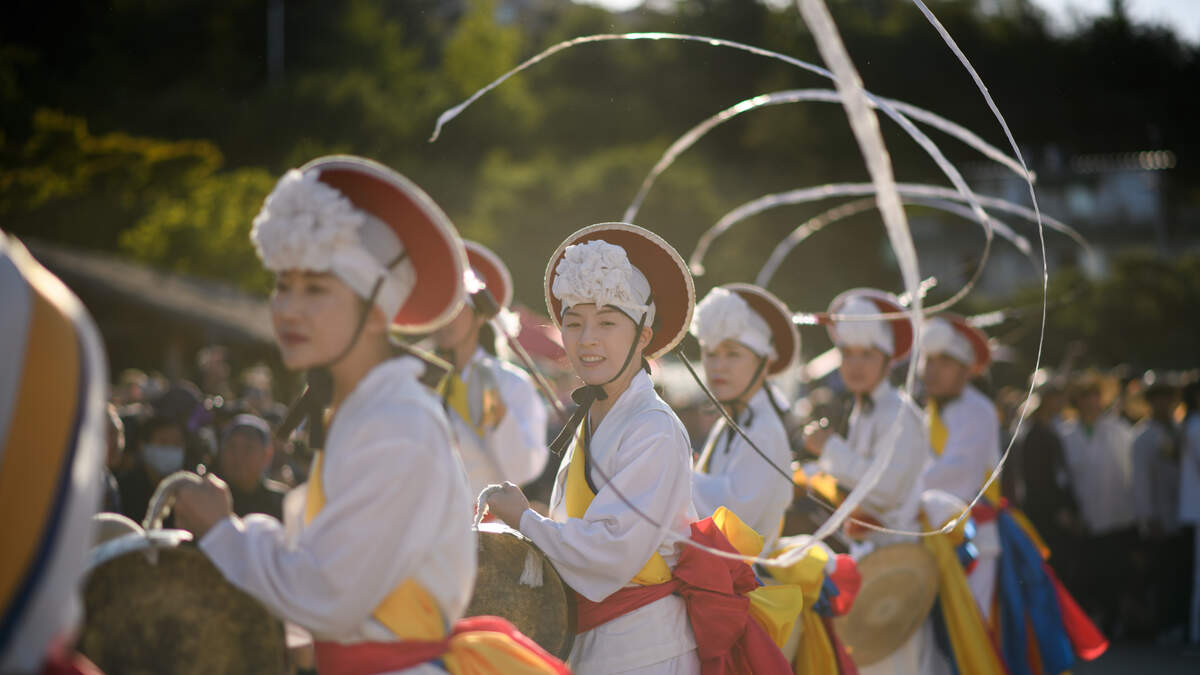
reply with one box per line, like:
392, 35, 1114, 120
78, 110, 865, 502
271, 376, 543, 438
922, 314, 990, 375
692, 283, 799, 376
251, 156, 467, 334
823, 288, 914, 361
545, 223, 694, 361
464, 240, 513, 310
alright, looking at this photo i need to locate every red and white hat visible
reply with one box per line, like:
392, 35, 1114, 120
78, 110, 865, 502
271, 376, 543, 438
464, 240, 513, 310
545, 223, 694, 361
921, 313, 990, 375
692, 283, 800, 376
824, 288, 914, 361
0, 236, 108, 671
251, 155, 468, 334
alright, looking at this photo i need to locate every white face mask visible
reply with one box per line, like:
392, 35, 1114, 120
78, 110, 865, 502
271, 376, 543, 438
141, 443, 184, 475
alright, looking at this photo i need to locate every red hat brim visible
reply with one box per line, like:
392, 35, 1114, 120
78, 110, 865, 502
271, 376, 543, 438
826, 288, 914, 361
722, 283, 800, 376
545, 223, 694, 361
304, 156, 467, 333
465, 241, 513, 309
938, 313, 991, 375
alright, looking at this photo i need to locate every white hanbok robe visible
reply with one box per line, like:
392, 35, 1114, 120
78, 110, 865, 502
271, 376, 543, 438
818, 379, 946, 675
922, 385, 1003, 621
1059, 414, 1135, 535
446, 347, 550, 498
692, 387, 793, 553
201, 357, 476, 675
520, 371, 700, 674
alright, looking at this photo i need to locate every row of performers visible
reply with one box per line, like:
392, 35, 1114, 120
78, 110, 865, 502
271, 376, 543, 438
0, 155, 1106, 675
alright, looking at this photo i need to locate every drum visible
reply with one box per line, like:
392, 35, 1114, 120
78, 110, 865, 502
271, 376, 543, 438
79, 515, 287, 673
465, 522, 575, 660
832, 542, 937, 666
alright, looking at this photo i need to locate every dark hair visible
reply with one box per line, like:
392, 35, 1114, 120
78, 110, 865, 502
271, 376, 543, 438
1184, 381, 1200, 415
138, 415, 187, 449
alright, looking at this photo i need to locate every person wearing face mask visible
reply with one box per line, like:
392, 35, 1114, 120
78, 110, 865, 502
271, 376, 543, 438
431, 241, 549, 501
0, 235, 109, 674
171, 156, 566, 675
117, 414, 189, 523
689, 284, 798, 554
216, 414, 287, 520
485, 224, 794, 675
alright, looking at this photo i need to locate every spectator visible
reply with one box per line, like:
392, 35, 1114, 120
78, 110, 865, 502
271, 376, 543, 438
1179, 380, 1200, 645
1009, 383, 1080, 585
215, 414, 287, 520
103, 404, 124, 513
1060, 373, 1137, 633
1131, 375, 1187, 638
117, 414, 189, 523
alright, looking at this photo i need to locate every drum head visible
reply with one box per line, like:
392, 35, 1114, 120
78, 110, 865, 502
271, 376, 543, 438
79, 545, 286, 674
833, 542, 938, 666
465, 523, 575, 660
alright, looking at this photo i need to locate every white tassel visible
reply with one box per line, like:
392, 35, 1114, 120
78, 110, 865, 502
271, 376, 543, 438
519, 550, 544, 588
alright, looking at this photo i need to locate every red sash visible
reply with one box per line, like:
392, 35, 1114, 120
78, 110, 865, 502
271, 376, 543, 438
313, 616, 569, 675
574, 517, 791, 675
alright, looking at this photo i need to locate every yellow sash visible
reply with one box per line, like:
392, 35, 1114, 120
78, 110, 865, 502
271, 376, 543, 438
439, 373, 485, 438
305, 452, 446, 641
928, 400, 1002, 503
563, 427, 672, 585
766, 536, 844, 671
920, 514, 1007, 675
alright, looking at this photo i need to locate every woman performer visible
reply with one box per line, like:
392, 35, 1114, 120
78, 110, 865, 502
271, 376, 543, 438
802, 289, 945, 675
174, 156, 565, 675
485, 223, 793, 675
689, 283, 798, 553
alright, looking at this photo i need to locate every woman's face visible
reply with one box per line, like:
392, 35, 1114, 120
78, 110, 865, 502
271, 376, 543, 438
839, 344, 890, 395
270, 270, 363, 370
701, 339, 764, 403
560, 304, 648, 386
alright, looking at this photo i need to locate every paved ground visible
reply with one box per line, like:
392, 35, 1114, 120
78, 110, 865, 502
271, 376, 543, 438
1075, 642, 1200, 674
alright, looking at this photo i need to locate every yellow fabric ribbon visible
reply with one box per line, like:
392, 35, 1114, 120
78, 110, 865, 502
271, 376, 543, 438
711, 508, 807, 650
920, 514, 1007, 675
928, 400, 1003, 503
563, 427, 672, 585
440, 373, 485, 438
766, 537, 844, 673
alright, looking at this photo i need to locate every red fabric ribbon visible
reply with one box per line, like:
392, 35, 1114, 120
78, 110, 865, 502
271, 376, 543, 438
970, 498, 1007, 524
313, 616, 569, 675
820, 615, 860, 675
828, 554, 861, 617
1042, 562, 1108, 661
574, 517, 791, 675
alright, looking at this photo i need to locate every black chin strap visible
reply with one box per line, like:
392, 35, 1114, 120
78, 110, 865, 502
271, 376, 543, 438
548, 303, 651, 456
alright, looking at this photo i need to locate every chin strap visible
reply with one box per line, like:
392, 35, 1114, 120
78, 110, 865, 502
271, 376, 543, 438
547, 303, 651, 456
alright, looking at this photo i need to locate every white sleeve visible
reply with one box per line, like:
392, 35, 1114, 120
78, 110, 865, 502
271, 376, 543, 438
519, 415, 691, 602
820, 407, 928, 515
200, 416, 457, 637
692, 425, 788, 528
485, 366, 549, 487
922, 409, 998, 503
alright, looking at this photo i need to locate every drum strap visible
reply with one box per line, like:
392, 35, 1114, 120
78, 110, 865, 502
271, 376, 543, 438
304, 451, 445, 641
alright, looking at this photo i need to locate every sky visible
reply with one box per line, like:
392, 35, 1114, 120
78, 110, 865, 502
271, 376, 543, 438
577, 0, 1200, 45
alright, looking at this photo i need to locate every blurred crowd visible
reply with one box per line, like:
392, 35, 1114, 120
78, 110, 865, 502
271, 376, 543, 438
103, 341, 1200, 647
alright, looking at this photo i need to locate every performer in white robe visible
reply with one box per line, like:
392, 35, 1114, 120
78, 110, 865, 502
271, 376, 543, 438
689, 284, 798, 553
919, 314, 1003, 622
175, 157, 565, 675
486, 224, 703, 674
803, 288, 947, 675
433, 241, 549, 498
